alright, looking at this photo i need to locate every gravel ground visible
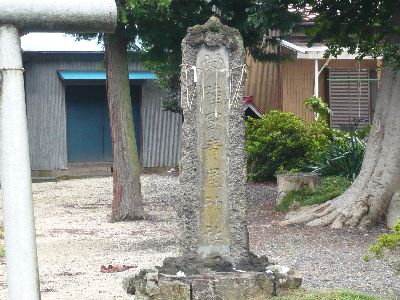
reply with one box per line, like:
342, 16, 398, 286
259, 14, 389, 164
0, 174, 399, 299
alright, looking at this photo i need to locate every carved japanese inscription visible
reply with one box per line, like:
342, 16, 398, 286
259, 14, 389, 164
197, 46, 230, 257
179, 17, 250, 265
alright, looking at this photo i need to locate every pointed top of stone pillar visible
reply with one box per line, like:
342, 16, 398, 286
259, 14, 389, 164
182, 16, 244, 53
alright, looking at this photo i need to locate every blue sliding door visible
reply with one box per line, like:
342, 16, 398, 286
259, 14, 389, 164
66, 85, 141, 162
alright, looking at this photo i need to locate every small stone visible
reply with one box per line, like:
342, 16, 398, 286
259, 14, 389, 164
276, 173, 320, 206
145, 271, 160, 296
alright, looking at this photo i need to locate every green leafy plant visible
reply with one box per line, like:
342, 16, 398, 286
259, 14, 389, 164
277, 176, 351, 212
364, 219, 400, 262
309, 134, 366, 181
304, 96, 332, 122
245, 111, 331, 181
306, 120, 333, 162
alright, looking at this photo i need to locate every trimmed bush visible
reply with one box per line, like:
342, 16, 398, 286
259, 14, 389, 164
245, 111, 331, 181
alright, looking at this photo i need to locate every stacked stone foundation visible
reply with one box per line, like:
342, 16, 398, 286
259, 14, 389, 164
124, 268, 301, 300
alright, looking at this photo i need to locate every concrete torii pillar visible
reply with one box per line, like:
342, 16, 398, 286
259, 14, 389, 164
0, 1, 117, 299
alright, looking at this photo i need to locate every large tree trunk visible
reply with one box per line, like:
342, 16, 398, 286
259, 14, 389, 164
283, 67, 400, 229
104, 31, 145, 222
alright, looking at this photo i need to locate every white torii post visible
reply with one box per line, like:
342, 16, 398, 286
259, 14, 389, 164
0, 1, 117, 299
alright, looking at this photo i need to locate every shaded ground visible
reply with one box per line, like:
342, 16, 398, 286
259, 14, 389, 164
0, 174, 399, 299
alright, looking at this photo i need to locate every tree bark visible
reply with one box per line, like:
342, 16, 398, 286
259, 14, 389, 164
282, 67, 400, 229
104, 31, 145, 222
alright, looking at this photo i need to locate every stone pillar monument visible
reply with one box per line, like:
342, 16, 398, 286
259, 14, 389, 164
179, 16, 249, 266
125, 17, 301, 300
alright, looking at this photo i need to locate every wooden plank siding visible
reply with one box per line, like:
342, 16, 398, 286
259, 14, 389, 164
245, 56, 379, 123
245, 55, 281, 113
281, 59, 315, 123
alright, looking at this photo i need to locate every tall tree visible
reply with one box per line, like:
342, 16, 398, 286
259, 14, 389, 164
105, 0, 145, 221
74, 0, 145, 221
271, 0, 400, 229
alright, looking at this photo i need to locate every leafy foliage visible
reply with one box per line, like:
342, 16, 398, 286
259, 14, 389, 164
309, 133, 366, 181
364, 219, 400, 261
304, 0, 400, 70
250, 0, 400, 70
245, 111, 331, 181
304, 96, 332, 122
277, 176, 351, 212
131, 0, 297, 106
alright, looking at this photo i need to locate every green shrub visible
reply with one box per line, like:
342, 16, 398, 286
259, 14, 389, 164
277, 176, 351, 212
245, 111, 331, 181
306, 120, 333, 162
309, 134, 366, 181
364, 219, 400, 262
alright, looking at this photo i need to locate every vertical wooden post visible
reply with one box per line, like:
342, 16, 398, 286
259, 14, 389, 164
314, 59, 319, 97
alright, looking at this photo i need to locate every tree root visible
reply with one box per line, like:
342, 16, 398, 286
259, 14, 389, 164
331, 200, 369, 229
281, 198, 371, 229
281, 201, 336, 226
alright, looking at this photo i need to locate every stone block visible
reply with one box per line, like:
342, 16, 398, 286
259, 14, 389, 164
276, 173, 320, 205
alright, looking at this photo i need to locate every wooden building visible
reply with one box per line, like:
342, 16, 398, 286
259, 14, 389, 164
23, 51, 182, 173
245, 39, 380, 129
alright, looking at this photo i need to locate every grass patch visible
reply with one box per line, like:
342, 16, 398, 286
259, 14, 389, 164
275, 289, 382, 300
277, 176, 351, 212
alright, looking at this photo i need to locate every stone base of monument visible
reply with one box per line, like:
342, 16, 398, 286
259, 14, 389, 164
123, 265, 302, 300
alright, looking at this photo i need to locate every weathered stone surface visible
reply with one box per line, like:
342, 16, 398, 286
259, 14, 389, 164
276, 173, 320, 205
387, 190, 400, 228
266, 265, 303, 290
124, 270, 302, 300
124, 18, 302, 300
123, 269, 190, 300
179, 16, 249, 266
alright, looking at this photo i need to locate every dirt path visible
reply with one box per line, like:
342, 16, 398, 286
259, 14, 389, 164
0, 174, 398, 299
